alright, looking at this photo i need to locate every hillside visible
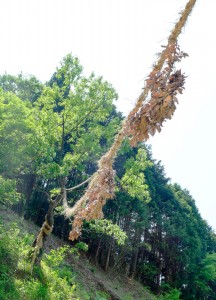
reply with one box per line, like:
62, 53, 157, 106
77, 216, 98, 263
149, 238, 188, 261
0, 205, 157, 300
1, 39, 216, 299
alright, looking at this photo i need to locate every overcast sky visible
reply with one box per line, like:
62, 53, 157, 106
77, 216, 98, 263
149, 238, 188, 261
0, 0, 216, 231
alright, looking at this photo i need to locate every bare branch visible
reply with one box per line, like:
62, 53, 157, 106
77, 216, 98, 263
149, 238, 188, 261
66, 176, 92, 192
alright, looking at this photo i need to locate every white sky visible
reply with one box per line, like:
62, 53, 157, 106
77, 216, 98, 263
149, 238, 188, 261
0, 0, 216, 231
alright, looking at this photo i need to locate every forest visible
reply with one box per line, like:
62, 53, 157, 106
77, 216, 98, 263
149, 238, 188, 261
0, 52, 216, 300
1, 0, 216, 299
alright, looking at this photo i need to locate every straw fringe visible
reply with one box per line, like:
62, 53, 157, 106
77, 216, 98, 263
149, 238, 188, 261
68, 0, 197, 241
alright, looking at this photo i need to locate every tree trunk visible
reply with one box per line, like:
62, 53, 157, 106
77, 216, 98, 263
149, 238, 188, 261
138, 247, 145, 281
105, 237, 114, 272
95, 238, 102, 265
30, 178, 66, 269
130, 248, 139, 279
30, 195, 61, 267
14, 173, 36, 215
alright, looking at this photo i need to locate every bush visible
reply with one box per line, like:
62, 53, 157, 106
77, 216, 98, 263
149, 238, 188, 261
159, 289, 181, 300
0, 219, 77, 300
0, 222, 20, 299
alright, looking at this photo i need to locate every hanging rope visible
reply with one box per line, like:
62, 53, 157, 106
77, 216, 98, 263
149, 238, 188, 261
68, 0, 197, 241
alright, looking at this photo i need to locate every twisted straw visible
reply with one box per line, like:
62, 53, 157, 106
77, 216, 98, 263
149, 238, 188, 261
68, 0, 197, 240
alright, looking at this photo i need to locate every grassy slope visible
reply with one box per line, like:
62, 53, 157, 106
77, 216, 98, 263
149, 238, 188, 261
0, 205, 156, 300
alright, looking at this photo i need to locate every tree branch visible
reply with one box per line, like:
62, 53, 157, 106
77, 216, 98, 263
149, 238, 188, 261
66, 176, 92, 192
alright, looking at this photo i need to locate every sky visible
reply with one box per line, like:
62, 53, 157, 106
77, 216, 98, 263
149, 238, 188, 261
0, 0, 216, 230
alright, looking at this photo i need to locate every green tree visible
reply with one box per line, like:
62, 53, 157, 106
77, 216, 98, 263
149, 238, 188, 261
28, 53, 122, 265
0, 89, 37, 175
194, 253, 216, 299
0, 73, 43, 104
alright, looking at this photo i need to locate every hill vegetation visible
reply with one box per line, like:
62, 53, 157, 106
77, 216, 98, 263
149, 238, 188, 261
0, 3, 216, 297
0, 205, 158, 300
0, 54, 216, 299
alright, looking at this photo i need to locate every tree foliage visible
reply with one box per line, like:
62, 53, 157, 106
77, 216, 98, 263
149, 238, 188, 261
1, 1, 216, 298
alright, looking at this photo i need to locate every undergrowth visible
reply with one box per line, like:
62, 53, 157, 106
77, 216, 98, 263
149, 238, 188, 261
0, 218, 87, 300
0, 213, 179, 300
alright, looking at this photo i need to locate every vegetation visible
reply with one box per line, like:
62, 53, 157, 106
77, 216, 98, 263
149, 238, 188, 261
1, 0, 216, 299
0, 213, 76, 300
1, 53, 216, 298
0, 207, 157, 300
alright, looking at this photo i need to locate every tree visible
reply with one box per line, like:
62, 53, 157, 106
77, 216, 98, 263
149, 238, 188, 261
0, 89, 37, 175
29, 53, 121, 266
0, 73, 43, 104
194, 253, 216, 299
0, 2, 200, 285
0, 88, 41, 209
